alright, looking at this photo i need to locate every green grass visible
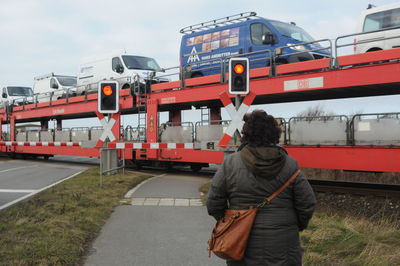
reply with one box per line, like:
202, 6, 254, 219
200, 181, 400, 265
0, 168, 151, 266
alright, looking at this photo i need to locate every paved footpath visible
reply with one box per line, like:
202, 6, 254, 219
85, 172, 225, 266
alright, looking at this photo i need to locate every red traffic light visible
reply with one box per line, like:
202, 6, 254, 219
103, 85, 113, 96
233, 63, 245, 74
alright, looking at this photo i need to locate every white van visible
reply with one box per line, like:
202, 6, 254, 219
1, 86, 34, 107
76, 52, 168, 95
33, 73, 77, 102
355, 3, 400, 53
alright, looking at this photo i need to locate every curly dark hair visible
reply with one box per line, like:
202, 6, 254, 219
241, 110, 282, 146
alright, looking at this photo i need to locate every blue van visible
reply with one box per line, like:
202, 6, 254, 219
180, 12, 330, 78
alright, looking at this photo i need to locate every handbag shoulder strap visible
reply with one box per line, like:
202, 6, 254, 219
257, 169, 301, 208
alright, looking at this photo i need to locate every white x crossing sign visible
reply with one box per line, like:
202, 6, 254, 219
218, 92, 256, 147
99, 117, 116, 142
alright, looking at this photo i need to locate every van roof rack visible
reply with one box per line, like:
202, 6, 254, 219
179, 12, 257, 34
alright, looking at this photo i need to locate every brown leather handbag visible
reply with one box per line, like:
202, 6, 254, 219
208, 169, 301, 261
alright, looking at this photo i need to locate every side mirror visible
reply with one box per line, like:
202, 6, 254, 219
116, 65, 124, 74
262, 33, 275, 45
2, 93, 7, 98
51, 83, 59, 89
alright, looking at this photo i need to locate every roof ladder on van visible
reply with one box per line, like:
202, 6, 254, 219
179, 12, 257, 34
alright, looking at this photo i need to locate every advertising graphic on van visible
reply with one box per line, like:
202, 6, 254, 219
180, 12, 330, 78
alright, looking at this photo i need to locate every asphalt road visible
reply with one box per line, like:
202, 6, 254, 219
0, 156, 92, 210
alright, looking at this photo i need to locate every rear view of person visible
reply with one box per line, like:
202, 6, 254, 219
207, 110, 316, 266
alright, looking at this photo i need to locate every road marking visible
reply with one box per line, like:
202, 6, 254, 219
131, 197, 203, 207
0, 189, 37, 193
0, 165, 38, 173
0, 169, 86, 211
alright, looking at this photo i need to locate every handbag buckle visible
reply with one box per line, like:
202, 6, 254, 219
256, 199, 270, 208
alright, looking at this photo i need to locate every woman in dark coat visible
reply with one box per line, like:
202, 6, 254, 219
207, 110, 316, 266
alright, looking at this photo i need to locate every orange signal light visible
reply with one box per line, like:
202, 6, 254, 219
233, 63, 245, 74
103, 85, 113, 96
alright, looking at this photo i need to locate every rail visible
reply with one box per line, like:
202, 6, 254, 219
309, 179, 400, 198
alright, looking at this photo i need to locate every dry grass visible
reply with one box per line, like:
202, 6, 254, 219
302, 213, 400, 265
0, 168, 151, 266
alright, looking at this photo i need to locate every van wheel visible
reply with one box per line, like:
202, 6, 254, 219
122, 84, 130, 90
366, 48, 382, 52
191, 73, 203, 78
275, 59, 288, 65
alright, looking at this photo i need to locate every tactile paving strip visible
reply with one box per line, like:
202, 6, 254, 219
131, 197, 203, 207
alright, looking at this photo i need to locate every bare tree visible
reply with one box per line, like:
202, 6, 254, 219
297, 105, 336, 121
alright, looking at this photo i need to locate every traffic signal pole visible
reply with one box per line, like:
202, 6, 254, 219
234, 95, 243, 145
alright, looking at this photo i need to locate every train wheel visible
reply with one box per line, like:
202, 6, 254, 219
190, 164, 202, 172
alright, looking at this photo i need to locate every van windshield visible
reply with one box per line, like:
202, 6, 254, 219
270, 21, 314, 42
57, 77, 77, 86
363, 8, 400, 32
122, 56, 161, 71
7, 87, 33, 97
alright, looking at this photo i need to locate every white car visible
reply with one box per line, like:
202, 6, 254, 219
33, 73, 77, 102
355, 3, 400, 53
76, 52, 168, 95
1, 86, 34, 107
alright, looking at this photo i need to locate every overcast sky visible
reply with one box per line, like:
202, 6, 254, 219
0, 0, 398, 127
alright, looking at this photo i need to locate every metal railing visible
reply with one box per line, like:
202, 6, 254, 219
334, 25, 400, 58
5, 111, 400, 148
288, 115, 349, 146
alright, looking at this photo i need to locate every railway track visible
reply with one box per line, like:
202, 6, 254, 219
128, 165, 400, 198
309, 179, 400, 198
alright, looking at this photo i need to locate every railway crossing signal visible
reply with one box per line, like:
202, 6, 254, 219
228, 58, 249, 94
98, 81, 119, 113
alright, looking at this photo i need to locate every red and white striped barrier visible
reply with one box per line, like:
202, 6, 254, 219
217, 92, 256, 147
0, 141, 194, 149
107, 142, 194, 149
0, 141, 81, 147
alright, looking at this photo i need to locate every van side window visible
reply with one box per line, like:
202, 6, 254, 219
251, 23, 273, 45
50, 78, 58, 89
363, 8, 400, 32
112, 57, 123, 73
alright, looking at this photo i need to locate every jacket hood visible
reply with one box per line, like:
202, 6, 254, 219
240, 145, 287, 180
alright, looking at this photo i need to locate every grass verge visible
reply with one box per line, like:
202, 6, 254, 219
200, 181, 400, 265
0, 168, 151, 265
